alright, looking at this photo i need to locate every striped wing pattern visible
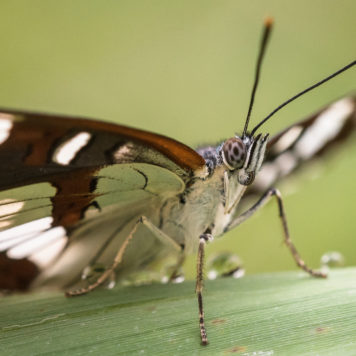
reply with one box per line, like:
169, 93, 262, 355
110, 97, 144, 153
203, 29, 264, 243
251, 96, 356, 193
0, 110, 205, 290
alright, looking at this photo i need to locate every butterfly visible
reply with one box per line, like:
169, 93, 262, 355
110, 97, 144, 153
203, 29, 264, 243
0, 19, 355, 345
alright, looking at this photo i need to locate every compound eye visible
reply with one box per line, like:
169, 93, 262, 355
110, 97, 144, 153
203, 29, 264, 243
222, 137, 246, 170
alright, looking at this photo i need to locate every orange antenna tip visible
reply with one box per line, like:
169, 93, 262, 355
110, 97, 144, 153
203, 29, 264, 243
264, 16, 274, 27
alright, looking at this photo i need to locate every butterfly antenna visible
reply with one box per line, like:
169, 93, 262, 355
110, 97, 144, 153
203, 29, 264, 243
250, 59, 356, 136
242, 17, 273, 138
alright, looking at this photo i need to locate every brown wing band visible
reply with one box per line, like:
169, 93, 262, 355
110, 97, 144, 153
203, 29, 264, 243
1, 109, 206, 172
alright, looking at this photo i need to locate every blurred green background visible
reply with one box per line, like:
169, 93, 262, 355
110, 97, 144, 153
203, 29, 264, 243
0, 1, 355, 278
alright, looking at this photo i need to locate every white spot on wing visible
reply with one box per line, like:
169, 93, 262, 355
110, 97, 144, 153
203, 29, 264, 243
0, 217, 53, 242
275, 152, 298, 176
30, 234, 67, 267
253, 163, 278, 190
0, 231, 41, 250
0, 116, 13, 144
0, 199, 24, 217
115, 144, 131, 157
295, 98, 354, 159
8, 226, 66, 259
273, 126, 303, 153
113, 142, 136, 161
0, 220, 12, 229
53, 132, 91, 165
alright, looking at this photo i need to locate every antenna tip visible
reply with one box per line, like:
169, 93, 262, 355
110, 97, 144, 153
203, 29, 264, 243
264, 16, 274, 28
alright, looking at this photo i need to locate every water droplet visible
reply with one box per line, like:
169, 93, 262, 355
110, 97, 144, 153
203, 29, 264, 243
161, 264, 185, 284
207, 252, 244, 280
320, 251, 345, 268
81, 263, 106, 281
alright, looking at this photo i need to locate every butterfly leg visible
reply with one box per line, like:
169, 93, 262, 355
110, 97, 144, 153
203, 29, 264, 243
139, 218, 186, 282
66, 216, 182, 297
196, 231, 213, 345
168, 252, 185, 282
227, 188, 326, 278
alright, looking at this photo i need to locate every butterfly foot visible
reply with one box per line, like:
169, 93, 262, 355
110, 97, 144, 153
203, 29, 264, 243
296, 259, 328, 279
310, 270, 328, 279
65, 287, 90, 297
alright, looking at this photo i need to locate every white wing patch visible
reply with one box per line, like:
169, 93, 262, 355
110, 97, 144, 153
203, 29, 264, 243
7, 226, 66, 259
53, 132, 92, 165
0, 183, 56, 231
253, 97, 355, 191
0, 216, 53, 243
30, 235, 67, 267
0, 183, 66, 267
0, 216, 54, 252
113, 142, 137, 161
0, 199, 24, 215
0, 216, 68, 267
0, 116, 13, 144
274, 152, 298, 176
253, 163, 278, 190
295, 97, 354, 159
272, 126, 303, 153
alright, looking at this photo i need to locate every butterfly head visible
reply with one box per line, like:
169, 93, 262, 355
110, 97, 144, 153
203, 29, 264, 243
220, 133, 269, 186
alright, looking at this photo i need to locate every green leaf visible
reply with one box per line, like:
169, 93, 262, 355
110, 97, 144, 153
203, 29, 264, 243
1, 268, 355, 355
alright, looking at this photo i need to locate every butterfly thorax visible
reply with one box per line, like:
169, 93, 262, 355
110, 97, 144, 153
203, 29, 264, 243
161, 133, 269, 255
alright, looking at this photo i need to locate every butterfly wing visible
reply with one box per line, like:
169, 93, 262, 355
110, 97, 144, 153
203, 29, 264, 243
251, 96, 356, 193
0, 109, 207, 290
